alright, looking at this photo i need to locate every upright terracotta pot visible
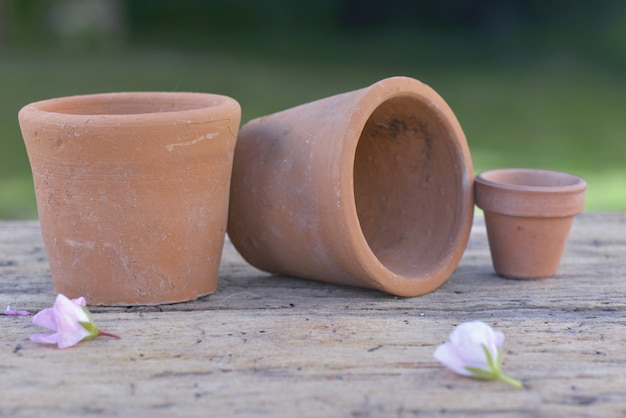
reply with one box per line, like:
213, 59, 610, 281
228, 76, 474, 297
475, 168, 587, 279
19, 92, 241, 305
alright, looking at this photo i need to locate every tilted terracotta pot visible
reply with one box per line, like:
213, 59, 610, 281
475, 168, 587, 279
19, 92, 241, 305
228, 76, 474, 297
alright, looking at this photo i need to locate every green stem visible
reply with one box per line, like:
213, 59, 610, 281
496, 372, 524, 389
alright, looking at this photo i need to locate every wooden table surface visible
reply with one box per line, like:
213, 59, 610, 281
1, 213, 625, 417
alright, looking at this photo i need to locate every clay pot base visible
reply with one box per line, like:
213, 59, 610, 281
483, 213, 576, 279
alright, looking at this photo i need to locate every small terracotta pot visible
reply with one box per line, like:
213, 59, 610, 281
19, 92, 241, 305
228, 76, 474, 297
475, 168, 587, 279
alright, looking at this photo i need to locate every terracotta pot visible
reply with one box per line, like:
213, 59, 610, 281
19, 92, 241, 305
474, 168, 587, 279
228, 76, 474, 297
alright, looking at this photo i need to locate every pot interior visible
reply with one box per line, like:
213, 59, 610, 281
479, 169, 584, 190
34, 93, 226, 116
353, 95, 465, 277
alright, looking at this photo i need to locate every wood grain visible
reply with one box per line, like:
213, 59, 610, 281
1, 213, 625, 417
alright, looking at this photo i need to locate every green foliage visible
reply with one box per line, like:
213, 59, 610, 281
1, 45, 625, 218
1, 1, 625, 217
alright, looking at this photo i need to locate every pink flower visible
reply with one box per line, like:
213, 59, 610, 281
3, 306, 31, 316
434, 321, 522, 388
30, 294, 119, 349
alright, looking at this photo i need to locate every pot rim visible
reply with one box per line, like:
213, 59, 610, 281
337, 76, 474, 295
475, 168, 587, 194
475, 168, 587, 217
19, 91, 240, 126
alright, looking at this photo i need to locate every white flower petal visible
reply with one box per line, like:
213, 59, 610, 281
434, 342, 476, 376
434, 321, 505, 378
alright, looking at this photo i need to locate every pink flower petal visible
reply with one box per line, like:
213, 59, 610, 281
3, 307, 31, 316
30, 294, 111, 349
54, 294, 90, 323
29, 332, 60, 345
31, 307, 57, 330
52, 294, 91, 348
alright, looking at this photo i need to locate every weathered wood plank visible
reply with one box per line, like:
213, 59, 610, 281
1, 213, 625, 417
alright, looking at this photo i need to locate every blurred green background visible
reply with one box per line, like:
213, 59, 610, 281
1, 0, 625, 219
